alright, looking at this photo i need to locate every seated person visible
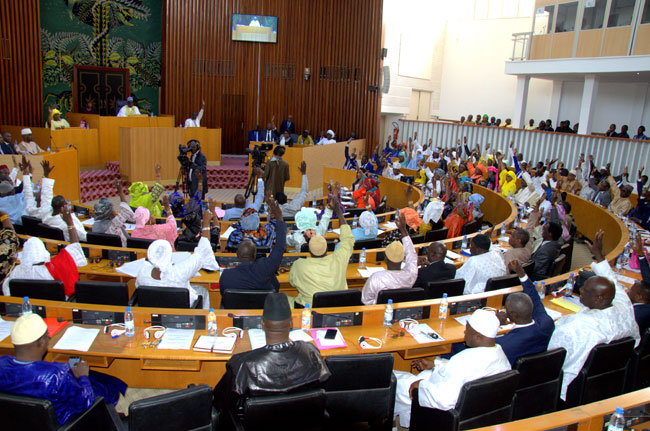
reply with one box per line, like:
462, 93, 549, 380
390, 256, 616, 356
548, 231, 639, 402
41, 192, 87, 242
501, 228, 532, 269
131, 196, 178, 249
47, 107, 70, 130
352, 206, 378, 241
128, 163, 165, 217
23, 159, 55, 221
277, 162, 308, 219
343, 139, 358, 170
455, 234, 507, 294
286, 206, 332, 252
443, 201, 473, 239
135, 209, 219, 309
0, 313, 127, 426
92, 180, 135, 247
0, 211, 19, 283
17, 128, 43, 154
220, 198, 286, 293
0, 180, 26, 226
607, 172, 633, 216
630, 236, 650, 334
297, 130, 314, 145
213, 293, 330, 428
393, 309, 511, 429
226, 207, 277, 252
628, 177, 650, 229
413, 242, 456, 288
361, 214, 417, 305
529, 217, 562, 281
223, 170, 264, 221
558, 170, 582, 194
3, 206, 86, 297
289, 197, 353, 307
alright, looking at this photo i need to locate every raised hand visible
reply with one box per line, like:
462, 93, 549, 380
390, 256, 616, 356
299, 161, 307, 175
40, 160, 53, 178
585, 229, 605, 262
508, 259, 525, 278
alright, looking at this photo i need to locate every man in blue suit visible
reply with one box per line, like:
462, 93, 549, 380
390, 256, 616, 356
630, 237, 650, 335
248, 124, 263, 143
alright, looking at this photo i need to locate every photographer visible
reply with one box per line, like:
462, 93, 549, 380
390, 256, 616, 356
185, 140, 208, 200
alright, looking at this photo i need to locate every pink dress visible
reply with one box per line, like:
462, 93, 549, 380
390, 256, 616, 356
131, 209, 178, 250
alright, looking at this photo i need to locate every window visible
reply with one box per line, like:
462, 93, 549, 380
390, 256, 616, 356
534, 5, 555, 34
641, 0, 650, 24
607, 0, 635, 27
555, 2, 578, 33
582, 0, 607, 30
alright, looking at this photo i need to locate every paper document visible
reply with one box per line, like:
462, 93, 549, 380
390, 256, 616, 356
444, 258, 454, 265
289, 329, 313, 342
382, 222, 397, 230
550, 296, 585, 313
53, 326, 99, 352
0, 318, 14, 342
248, 328, 267, 350
407, 323, 444, 344
615, 274, 637, 285
156, 328, 195, 350
357, 266, 385, 278
498, 236, 509, 242
446, 250, 461, 260
82, 218, 95, 227
544, 307, 563, 321
221, 226, 235, 239
193, 335, 236, 353
331, 228, 341, 235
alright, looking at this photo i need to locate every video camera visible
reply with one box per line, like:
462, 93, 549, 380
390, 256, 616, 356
245, 143, 273, 168
177, 143, 192, 170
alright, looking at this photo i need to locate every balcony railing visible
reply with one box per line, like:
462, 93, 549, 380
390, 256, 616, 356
510, 32, 532, 61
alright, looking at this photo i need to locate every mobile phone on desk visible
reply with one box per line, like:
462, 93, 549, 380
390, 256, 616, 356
324, 329, 338, 340
68, 356, 81, 367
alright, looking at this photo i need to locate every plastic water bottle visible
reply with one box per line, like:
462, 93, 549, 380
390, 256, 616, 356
616, 255, 623, 273
534, 281, 544, 299
395, 208, 399, 221
207, 308, 217, 336
359, 248, 367, 269
301, 303, 312, 330
312, 194, 317, 208
512, 217, 518, 229
566, 273, 575, 292
462, 235, 469, 249
384, 299, 393, 327
66, 199, 72, 213
438, 294, 449, 320
352, 214, 358, 228
540, 281, 546, 298
607, 407, 625, 431
47, 146, 51, 152
124, 306, 135, 337
21, 296, 32, 316
500, 223, 507, 237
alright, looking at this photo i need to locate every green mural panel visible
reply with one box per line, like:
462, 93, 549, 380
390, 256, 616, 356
40, 0, 162, 119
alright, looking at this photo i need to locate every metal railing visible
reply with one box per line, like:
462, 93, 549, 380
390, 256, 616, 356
510, 32, 532, 61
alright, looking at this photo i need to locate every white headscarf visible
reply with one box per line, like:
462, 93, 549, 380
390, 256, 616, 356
359, 211, 377, 236
147, 240, 173, 273
423, 199, 444, 224
295, 208, 318, 232
20, 237, 51, 266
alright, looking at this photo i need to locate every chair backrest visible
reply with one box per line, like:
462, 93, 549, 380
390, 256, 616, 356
411, 234, 426, 244
136, 286, 191, 309
221, 289, 273, 309
552, 254, 567, 277
0, 391, 59, 431
60, 397, 123, 431
86, 232, 122, 248
455, 370, 520, 430
175, 240, 197, 252
627, 328, 650, 391
128, 385, 213, 431
424, 228, 448, 242
346, 207, 366, 217
238, 389, 326, 431
127, 237, 155, 250
37, 223, 64, 241
521, 261, 534, 278
424, 279, 465, 299
376, 288, 426, 304
353, 238, 383, 250
75, 281, 130, 306
9, 279, 66, 301
512, 348, 566, 420
313, 290, 362, 308
485, 274, 520, 292
324, 353, 394, 391
21, 215, 42, 235
461, 219, 480, 235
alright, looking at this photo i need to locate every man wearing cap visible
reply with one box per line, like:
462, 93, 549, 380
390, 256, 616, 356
455, 234, 507, 294
289, 196, 354, 307
213, 292, 330, 427
361, 213, 417, 305
17, 128, 43, 154
117, 96, 141, 117
47, 106, 70, 130
0, 313, 126, 425
558, 169, 582, 194
393, 308, 511, 429
326, 129, 337, 144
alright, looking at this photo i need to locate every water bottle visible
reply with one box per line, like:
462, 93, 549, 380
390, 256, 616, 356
462, 235, 469, 249
624, 244, 631, 263
47, 146, 51, 152
500, 223, 506, 237
607, 407, 625, 431
21, 296, 32, 316
301, 303, 312, 330
512, 217, 518, 229
540, 281, 546, 298
312, 194, 317, 208
352, 214, 358, 228
66, 199, 72, 213
359, 248, 367, 269
566, 273, 575, 292
384, 300, 393, 326
207, 308, 217, 336
124, 306, 135, 337
438, 293, 449, 320
395, 208, 399, 221
616, 255, 623, 273
534, 281, 544, 299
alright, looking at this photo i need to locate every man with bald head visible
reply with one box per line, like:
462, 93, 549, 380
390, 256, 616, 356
413, 242, 456, 288
219, 198, 285, 294
223, 167, 265, 221
548, 230, 639, 402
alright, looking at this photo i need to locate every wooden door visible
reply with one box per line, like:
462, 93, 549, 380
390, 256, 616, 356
221, 94, 246, 154
74, 66, 129, 116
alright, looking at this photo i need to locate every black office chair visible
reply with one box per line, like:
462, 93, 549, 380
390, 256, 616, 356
512, 348, 566, 420
484, 274, 520, 292
126, 237, 154, 250
521, 261, 534, 278
221, 290, 274, 309
175, 240, 198, 252
324, 353, 396, 430
564, 337, 635, 408
86, 232, 122, 248
376, 288, 426, 304
37, 223, 65, 241
626, 328, 650, 392
409, 370, 520, 431
559, 240, 572, 272
424, 228, 448, 242
21, 215, 42, 236
312, 290, 362, 308
411, 234, 426, 244
461, 219, 480, 235
74, 281, 130, 306
346, 207, 366, 217
424, 279, 465, 299
353, 238, 383, 250
130, 286, 202, 309
9, 279, 66, 301
229, 389, 327, 431
552, 254, 567, 277
127, 385, 215, 431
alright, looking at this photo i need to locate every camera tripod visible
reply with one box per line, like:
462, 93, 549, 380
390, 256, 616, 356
175, 165, 189, 198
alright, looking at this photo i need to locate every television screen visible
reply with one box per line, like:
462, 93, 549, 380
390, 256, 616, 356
232, 14, 278, 43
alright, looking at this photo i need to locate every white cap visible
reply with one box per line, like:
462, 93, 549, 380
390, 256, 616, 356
11, 313, 48, 345
392, 162, 401, 169
21, 128, 32, 136
467, 309, 500, 338
127, 96, 134, 102
326, 129, 335, 138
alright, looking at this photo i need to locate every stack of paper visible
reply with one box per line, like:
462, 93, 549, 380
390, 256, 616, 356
82, 218, 95, 227
357, 266, 385, 278
53, 326, 100, 352
382, 222, 397, 230
550, 296, 585, 313
193, 335, 237, 353
248, 328, 267, 349
544, 307, 563, 321
0, 318, 14, 342
220, 226, 235, 239
289, 329, 313, 342
446, 250, 461, 260
157, 328, 196, 350
406, 323, 444, 344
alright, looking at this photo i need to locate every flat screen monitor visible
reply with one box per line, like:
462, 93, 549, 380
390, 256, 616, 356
232, 14, 278, 43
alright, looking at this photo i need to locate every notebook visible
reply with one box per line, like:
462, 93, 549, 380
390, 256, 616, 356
193, 335, 237, 353
550, 296, 585, 313
309, 328, 347, 350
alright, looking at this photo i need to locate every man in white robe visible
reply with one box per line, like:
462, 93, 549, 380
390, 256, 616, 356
393, 309, 511, 428
548, 230, 640, 401
184, 100, 205, 128
455, 234, 507, 295
117, 97, 141, 117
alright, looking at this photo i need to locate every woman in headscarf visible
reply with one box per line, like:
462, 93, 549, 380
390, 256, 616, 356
2, 207, 86, 297
135, 209, 218, 310
0, 211, 19, 286
128, 163, 164, 217
92, 180, 135, 247
443, 201, 474, 238
287, 204, 333, 252
468, 193, 485, 220
351, 203, 379, 241
131, 195, 178, 249
499, 169, 517, 198
352, 176, 380, 211
421, 198, 445, 233
226, 207, 277, 252
382, 207, 423, 247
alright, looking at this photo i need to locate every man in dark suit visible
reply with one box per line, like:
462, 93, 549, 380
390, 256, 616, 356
530, 221, 562, 281
187, 140, 208, 199
629, 281, 650, 336
414, 242, 456, 288
248, 124, 263, 143
0, 132, 16, 155
262, 122, 279, 142
279, 115, 295, 135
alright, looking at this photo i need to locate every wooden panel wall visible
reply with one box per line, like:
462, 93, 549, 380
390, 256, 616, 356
0, 0, 43, 127
162, 0, 383, 155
